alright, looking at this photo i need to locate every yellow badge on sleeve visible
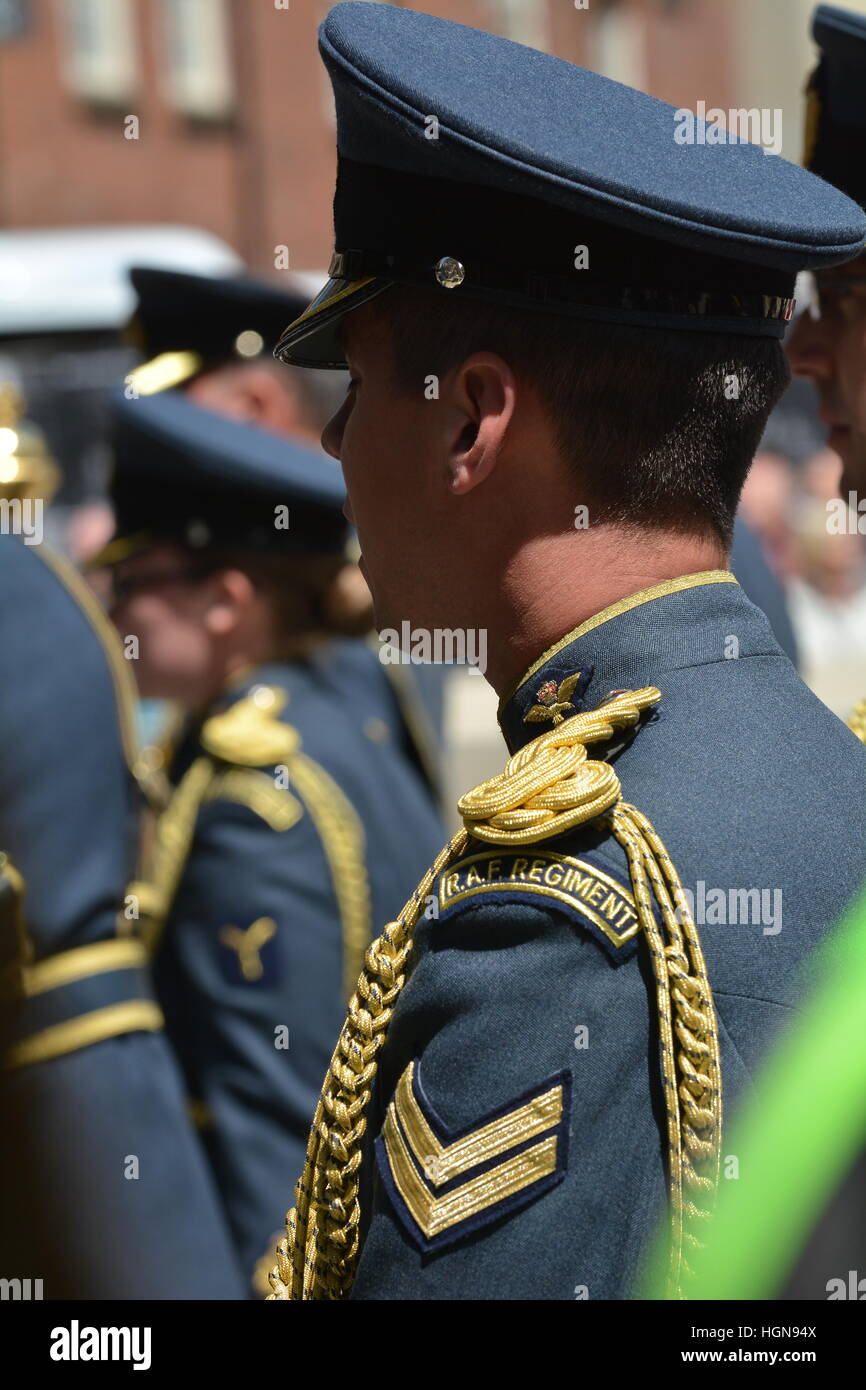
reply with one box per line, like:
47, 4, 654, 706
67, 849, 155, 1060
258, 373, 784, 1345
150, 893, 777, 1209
375, 1060, 571, 1253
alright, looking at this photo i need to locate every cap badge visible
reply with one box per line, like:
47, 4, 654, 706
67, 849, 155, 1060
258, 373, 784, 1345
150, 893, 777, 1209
524, 672, 583, 726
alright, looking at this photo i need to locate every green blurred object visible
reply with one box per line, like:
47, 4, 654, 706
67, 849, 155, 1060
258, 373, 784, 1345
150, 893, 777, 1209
642, 881, 866, 1300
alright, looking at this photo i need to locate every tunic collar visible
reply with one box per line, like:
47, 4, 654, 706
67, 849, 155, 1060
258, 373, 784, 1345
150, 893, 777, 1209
497, 571, 750, 753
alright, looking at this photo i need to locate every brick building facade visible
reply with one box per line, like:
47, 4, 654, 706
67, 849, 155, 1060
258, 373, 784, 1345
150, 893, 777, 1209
0, 0, 833, 276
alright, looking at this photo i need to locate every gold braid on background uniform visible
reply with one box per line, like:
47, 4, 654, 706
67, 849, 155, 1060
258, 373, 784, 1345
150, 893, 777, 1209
848, 697, 866, 746
131, 687, 372, 993
267, 688, 722, 1301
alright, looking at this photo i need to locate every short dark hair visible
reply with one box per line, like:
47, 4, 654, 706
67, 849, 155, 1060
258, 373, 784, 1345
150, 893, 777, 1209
173, 548, 373, 650
370, 286, 790, 545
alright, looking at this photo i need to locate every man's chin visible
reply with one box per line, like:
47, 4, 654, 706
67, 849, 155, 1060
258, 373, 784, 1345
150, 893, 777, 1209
363, 574, 405, 641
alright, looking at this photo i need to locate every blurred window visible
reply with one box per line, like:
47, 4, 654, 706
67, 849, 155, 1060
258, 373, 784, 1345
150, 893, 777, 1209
58, 0, 138, 105
488, 0, 550, 51
590, 0, 647, 90
160, 0, 234, 120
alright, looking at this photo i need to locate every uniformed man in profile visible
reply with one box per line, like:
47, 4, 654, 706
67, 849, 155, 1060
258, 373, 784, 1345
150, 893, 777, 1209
787, 3, 866, 740
123, 263, 799, 670
91, 387, 444, 1291
0, 387, 244, 1298
262, 3, 866, 1302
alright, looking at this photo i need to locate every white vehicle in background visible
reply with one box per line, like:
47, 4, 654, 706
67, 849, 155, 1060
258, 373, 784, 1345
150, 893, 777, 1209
0, 225, 243, 535
0, 224, 243, 337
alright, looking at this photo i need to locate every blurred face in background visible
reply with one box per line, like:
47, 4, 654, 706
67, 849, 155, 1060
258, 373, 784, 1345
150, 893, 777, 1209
185, 359, 345, 451
185, 361, 302, 437
107, 542, 263, 705
787, 259, 866, 495
738, 451, 798, 581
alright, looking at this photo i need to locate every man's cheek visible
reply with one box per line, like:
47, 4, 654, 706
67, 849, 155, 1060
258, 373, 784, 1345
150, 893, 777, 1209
340, 400, 374, 473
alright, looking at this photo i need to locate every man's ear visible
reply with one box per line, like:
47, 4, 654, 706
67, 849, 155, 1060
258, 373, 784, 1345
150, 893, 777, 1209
446, 352, 516, 495
204, 568, 256, 638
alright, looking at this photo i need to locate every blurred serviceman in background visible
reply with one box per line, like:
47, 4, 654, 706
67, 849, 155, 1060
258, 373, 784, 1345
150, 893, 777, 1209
0, 386, 244, 1299
92, 387, 444, 1291
788, 4, 866, 739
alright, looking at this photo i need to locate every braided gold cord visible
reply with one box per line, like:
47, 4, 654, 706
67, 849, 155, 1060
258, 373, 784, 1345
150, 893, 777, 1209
605, 807, 685, 1280
288, 750, 372, 998
847, 697, 866, 745
268, 687, 722, 1300
605, 802, 722, 1294
268, 832, 468, 1300
133, 757, 220, 953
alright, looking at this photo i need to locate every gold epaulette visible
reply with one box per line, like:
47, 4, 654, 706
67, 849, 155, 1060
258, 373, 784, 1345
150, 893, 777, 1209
135, 686, 372, 991
200, 685, 298, 765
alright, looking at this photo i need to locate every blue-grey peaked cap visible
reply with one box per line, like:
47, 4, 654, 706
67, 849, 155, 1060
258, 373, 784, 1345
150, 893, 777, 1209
275, 2, 866, 368
93, 389, 348, 566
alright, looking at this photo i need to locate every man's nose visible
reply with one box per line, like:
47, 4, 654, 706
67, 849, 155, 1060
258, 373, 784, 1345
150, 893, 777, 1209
321, 400, 347, 460
786, 308, 836, 382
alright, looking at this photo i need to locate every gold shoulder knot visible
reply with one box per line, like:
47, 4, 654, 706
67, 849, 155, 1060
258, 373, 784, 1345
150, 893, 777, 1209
201, 686, 300, 766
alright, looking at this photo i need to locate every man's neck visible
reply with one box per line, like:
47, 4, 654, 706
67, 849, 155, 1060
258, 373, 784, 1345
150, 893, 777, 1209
485, 526, 729, 697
